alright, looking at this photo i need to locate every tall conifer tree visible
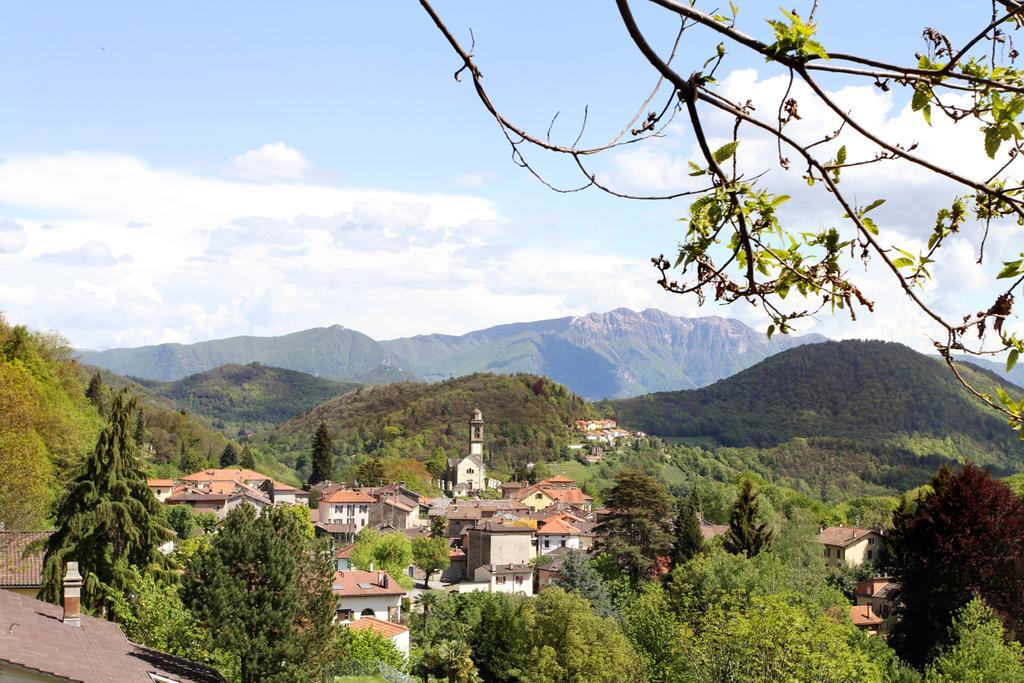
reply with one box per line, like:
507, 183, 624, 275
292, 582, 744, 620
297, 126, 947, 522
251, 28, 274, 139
722, 479, 773, 558
219, 442, 239, 468
240, 444, 255, 469
671, 491, 704, 567
309, 422, 333, 486
183, 504, 337, 682
595, 468, 674, 582
85, 371, 106, 415
38, 390, 175, 614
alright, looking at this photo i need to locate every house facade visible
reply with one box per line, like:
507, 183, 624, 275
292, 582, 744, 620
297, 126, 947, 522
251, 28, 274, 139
536, 518, 581, 556
319, 490, 374, 530
464, 521, 535, 578
472, 564, 534, 596
332, 569, 406, 623
817, 527, 886, 567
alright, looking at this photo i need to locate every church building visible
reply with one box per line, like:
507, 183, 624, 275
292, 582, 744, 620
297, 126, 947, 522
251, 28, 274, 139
441, 408, 488, 495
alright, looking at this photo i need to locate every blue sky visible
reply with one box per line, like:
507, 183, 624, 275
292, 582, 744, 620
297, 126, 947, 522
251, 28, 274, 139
0, 2, 1010, 350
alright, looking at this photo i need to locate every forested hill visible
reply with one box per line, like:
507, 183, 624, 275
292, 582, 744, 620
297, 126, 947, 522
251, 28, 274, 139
131, 363, 359, 433
264, 373, 596, 473
609, 340, 1024, 463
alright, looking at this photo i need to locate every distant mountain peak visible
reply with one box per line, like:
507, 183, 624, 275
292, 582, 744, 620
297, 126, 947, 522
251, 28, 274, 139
80, 307, 826, 398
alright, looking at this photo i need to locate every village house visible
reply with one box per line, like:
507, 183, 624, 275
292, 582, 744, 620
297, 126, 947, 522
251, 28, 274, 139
467, 564, 534, 596
0, 563, 222, 682
432, 499, 532, 538
514, 475, 593, 513
464, 520, 535, 580
146, 478, 175, 502
332, 569, 406, 623
856, 577, 898, 635
817, 526, 886, 567
346, 617, 410, 659
536, 546, 581, 590
439, 409, 489, 495
316, 488, 374, 544
0, 530, 50, 597
166, 483, 272, 519
535, 518, 582, 555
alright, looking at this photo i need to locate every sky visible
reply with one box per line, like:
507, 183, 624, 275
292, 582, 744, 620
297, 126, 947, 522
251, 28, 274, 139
0, 1, 1014, 351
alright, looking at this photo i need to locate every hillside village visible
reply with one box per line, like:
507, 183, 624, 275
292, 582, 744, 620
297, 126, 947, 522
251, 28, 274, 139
3, 404, 909, 680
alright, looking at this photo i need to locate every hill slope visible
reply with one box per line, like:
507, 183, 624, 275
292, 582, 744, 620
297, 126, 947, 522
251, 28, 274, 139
134, 363, 359, 433
81, 308, 825, 399
610, 340, 1024, 466
263, 373, 595, 474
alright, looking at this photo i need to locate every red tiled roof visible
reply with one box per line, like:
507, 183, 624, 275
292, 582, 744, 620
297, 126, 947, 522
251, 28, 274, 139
537, 519, 581, 535
0, 589, 223, 682
332, 570, 406, 597
700, 523, 728, 540
818, 527, 880, 548
0, 531, 50, 588
181, 467, 268, 482
146, 479, 174, 487
346, 616, 408, 638
539, 475, 575, 484
323, 489, 375, 504
850, 604, 884, 627
335, 543, 357, 559
545, 488, 593, 504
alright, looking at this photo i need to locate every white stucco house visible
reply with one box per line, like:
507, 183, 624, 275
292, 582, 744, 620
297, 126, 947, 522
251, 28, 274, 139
332, 569, 406, 623
346, 617, 410, 659
536, 518, 582, 555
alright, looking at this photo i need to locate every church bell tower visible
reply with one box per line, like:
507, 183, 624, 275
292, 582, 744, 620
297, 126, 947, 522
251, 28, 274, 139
469, 408, 484, 458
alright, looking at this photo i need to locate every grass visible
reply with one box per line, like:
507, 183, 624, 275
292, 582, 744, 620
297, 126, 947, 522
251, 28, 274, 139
547, 460, 594, 484
335, 676, 387, 683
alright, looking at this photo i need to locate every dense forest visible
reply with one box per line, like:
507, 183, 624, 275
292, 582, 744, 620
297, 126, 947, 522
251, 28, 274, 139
131, 362, 359, 433
609, 341, 1024, 465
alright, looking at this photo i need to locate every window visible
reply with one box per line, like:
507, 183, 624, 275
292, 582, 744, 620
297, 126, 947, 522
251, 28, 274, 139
496, 576, 506, 585
338, 609, 353, 621
347, 504, 354, 515
867, 550, 874, 560
824, 548, 830, 558
543, 539, 550, 548
560, 540, 566, 547
360, 608, 376, 617
536, 493, 544, 500
467, 468, 474, 474
868, 537, 875, 545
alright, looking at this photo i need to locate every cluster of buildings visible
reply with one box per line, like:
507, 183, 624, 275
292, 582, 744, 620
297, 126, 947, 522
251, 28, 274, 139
572, 418, 633, 445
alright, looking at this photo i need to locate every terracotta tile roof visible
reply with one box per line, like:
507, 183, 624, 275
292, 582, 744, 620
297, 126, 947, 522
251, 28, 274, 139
544, 488, 593, 504
332, 570, 406, 597
856, 578, 896, 599
146, 479, 174, 487
539, 475, 575, 484
335, 543, 357, 559
537, 519, 582, 535
380, 497, 415, 513
0, 531, 50, 588
850, 604, 884, 627
479, 563, 532, 574
0, 589, 223, 682
168, 490, 231, 503
346, 616, 409, 638
181, 467, 268, 482
817, 526, 880, 548
323, 489, 375, 504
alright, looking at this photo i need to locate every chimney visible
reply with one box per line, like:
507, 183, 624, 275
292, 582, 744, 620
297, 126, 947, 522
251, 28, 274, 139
378, 571, 386, 587
62, 562, 83, 627
368, 561, 374, 572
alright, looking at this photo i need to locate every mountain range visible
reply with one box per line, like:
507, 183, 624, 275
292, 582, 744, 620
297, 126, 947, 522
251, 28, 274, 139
79, 308, 825, 399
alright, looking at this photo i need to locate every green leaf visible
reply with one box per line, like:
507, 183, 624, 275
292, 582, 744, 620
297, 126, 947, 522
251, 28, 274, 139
998, 260, 1022, 279
911, 85, 930, 112
985, 127, 1002, 159
767, 324, 775, 339
892, 257, 914, 268
1009, 349, 1020, 372
712, 141, 739, 164
836, 145, 847, 166
862, 198, 886, 214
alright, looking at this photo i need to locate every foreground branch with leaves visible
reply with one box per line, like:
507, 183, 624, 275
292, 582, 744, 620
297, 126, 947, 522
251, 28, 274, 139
419, 0, 1024, 432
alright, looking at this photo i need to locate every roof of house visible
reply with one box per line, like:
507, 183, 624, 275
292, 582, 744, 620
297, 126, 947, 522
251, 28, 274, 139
471, 520, 535, 534
537, 519, 582, 535
856, 578, 896, 600
446, 454, 484, 469
181, 467, 268, 482
538, 475, 575, 485
271, 481, 303, 492
335, 543, 357, 560
0, 589, 223, 682
0, 531, 50, 588
332, 570, 406, 597
346, 616, 409, 638
316, 522, 357, 534
167, 490, 231, 504
379, 497, 416, 513
544, 488, 593, 505
850, 604, 884, 627
146, 479, 174, 487
817, 526, 881, 548
323, 489, 376, 504
478, 563, 532, 575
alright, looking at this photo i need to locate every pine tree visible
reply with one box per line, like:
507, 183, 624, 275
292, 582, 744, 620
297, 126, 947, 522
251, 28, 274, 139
595, 468, 674, 582
38, 390, 175, 615
183, 504, 337, 682
671, 491, 704, 567
309, 422, 333, 487
133, 410, 147, 448
85, 371, 106, 415
179, 440, 204, 474
886, 464, 1024, 667
219, 442, 239, 468
722, 479, 773, 558
240, 444, 255, 469
555, 550, 613, 617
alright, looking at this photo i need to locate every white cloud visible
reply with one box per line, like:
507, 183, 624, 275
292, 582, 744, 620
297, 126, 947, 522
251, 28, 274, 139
39, 241, 131, 267
455, 173, 485, 188
0, 219, 26, 253
224, 142, 312, 183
